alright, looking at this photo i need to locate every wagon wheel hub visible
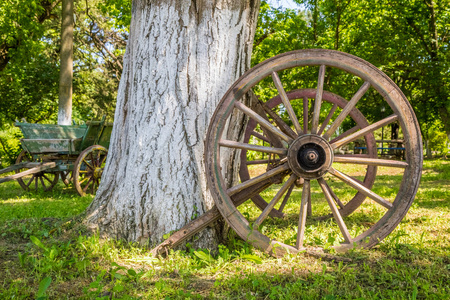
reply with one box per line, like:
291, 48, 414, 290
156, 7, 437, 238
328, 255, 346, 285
93, 167, 103, 179
287, 135, 333, 180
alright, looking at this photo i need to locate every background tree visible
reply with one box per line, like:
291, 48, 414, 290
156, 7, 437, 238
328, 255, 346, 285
58, 0, 74, 125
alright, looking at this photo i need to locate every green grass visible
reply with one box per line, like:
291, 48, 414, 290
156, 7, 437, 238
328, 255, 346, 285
1, 160, 450, 299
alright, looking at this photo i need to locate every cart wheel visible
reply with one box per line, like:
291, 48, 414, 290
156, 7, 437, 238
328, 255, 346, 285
60, 171, 72, 186
205, 49, 422, 256
240, 89, 377, 219
15, 151, 59, 192
73, 145, 108, 196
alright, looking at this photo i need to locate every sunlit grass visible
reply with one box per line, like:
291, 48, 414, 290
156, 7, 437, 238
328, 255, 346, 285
0, 159, 449, 299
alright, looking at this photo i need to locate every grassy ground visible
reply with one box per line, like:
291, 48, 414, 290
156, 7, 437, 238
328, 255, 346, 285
0, 159, 449, 299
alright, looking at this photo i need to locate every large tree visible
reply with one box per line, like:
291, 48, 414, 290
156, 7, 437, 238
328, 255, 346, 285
85, 0, 261, 248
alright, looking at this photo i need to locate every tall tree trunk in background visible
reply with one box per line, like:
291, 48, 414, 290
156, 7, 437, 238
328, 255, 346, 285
85, 0, 260, 248
58, 0, 73, 125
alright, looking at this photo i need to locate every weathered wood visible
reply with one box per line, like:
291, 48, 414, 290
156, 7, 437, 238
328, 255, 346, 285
246, 159, 281, 165
277, 183, 295, 213
318, 103, 337, 135
318, 178, 352, 243
311, 65, 326, 134
260, 101, 297, 139
331, 115, 399, 149
323, 81, 371, 140
329, 125, 360, 144
296, 179, 310, 249
333, 156, 408, 168
219, 140, 287, 155
250, 131, 270, 143
272, 71, 302, 134
329, 167, 393, 209
205, 49, 422, 256
303, 97, 308, 134
0, 162, 56, 184
15, 122, 87, 140
0, 162, 30, 175
227, 163, 290, 196
240, 88, 378, 223
254, 174, 297, 227
21, 138, 81, 154
234, 101, 292, 143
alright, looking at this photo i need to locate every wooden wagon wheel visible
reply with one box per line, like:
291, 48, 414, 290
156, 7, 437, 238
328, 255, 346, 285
15, 151, 59, 192
73, 145, 108, 196
60, 171, 72, 186
240, 89, 377, 219
205, 49, 422, 256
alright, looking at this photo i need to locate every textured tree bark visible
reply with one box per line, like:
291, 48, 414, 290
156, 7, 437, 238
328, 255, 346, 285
58, 0, 73, 125
85, 0, 260, 249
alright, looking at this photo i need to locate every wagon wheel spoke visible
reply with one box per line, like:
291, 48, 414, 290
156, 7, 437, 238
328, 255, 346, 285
318, 103, 338, 136
323, 82, 371, 140
246, 159, 281, 165
82, 159, 95, 170
35, 177, 39, 190
260, 102, 298, 139
89, 152, 95, 164
329, 167, 393, 209
78, 176, 91, 184
40, 177, 47, 190
95, 151, 102, 166
271, 71, 302, 134
303, 97, 308, 134
227, 164, 290, 196
254, 174, 297, 228
327, 182, 345, 209
234, 101, 292, 143
334, 156, 408, 168
82, 177, 93, 193
220, 140, 287, 156
277, 183, 295, 213
311, 65, 326, 134
26, 175, 35, 187
99, 154, 107, 166
296, 179, 310, 249
329, 125, 360, 144
318, 178, 352, 244
42, 174, 53, 184
332, 115, 399, 149
251, 131, 270, 143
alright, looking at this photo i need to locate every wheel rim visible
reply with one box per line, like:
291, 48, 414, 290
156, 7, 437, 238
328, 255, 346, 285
73, 145, 108, 197
205, 49, 422, 255
15, 151, 59, 192
240, 89, 378, 219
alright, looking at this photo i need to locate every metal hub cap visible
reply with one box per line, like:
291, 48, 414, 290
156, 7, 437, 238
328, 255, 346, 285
288, 135, 333, 179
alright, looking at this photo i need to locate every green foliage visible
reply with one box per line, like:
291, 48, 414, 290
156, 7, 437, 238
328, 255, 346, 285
0, 0, 129, 128
36, 276, 52, 300
0, 126, 21, 167
427, 120, 450, 157
254, 0, 450, 144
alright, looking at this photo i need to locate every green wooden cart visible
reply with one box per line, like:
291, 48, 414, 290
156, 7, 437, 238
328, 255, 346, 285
0, 118, 112, 196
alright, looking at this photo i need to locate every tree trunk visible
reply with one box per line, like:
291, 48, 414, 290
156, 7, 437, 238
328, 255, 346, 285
85, 0, 260, 249
58, 0, 73, 125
